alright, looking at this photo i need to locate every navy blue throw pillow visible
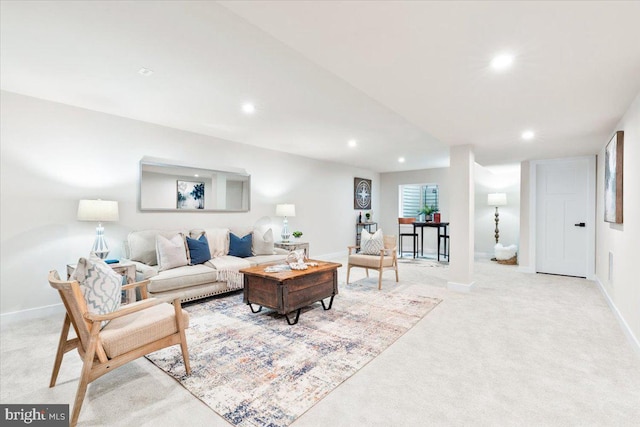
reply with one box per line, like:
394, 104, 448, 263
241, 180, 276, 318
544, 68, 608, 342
229, 233, 252, 258
186, 235, 211, 265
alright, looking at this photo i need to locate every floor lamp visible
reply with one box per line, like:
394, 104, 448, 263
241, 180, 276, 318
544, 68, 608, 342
487, 193, 507, 244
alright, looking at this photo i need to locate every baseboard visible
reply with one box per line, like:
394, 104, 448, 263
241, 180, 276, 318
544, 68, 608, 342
475, 252, 493, 260
316, 251, 346, 261
447, 281, 476, 293
594, 276, 640, 356
517, 265, 535, 274
0, 303, 65, 330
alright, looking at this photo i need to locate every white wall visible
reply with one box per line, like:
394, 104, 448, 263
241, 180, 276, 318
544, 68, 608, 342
474, 164, 520, 257
0, 92, 379, 315
595, 91, 640, 345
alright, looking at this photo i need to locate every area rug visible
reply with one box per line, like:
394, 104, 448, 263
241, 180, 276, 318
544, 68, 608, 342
398, 258, 448, 267
146, 282, 441, 427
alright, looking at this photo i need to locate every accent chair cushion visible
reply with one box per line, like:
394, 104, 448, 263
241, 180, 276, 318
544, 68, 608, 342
71, 256, 122, 328
361, 228, 385, 255
156, 234, 189, 271
186, 235, 211, 265
252, 226, 275, 255
229, 232, 253, 258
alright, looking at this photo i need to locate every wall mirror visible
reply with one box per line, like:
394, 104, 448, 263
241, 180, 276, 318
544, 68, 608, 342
139, 157, 250, 212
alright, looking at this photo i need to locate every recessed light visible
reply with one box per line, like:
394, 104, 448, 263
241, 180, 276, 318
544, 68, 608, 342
521, 130, 535, 140
398, 157, 406, 163
490, 54, 514, 71
194, 174, 199, 177
138, 67, 154, 76
348, 139, 357, 148
242, 103, 256, 114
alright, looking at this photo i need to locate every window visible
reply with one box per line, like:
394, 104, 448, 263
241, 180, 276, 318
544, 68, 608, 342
399, 184, 439, 217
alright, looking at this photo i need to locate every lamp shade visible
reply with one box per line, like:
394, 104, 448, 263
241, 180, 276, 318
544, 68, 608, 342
487, 193, 507, 207
77, 199, 119, 222
276, 204, 296, 217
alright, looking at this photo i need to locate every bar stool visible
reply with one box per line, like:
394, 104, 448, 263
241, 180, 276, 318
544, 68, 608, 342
438, 225, 450, 261
398, 218, 418, 258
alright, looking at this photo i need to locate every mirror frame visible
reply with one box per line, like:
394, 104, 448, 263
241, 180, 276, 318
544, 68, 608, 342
138, 157, 251, 212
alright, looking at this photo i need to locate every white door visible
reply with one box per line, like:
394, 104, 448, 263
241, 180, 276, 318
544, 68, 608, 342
535, 157, 594, 277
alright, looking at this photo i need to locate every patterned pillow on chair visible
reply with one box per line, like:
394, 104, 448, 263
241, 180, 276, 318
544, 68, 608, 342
71, 256, 122, 328
361, 229, 385, 255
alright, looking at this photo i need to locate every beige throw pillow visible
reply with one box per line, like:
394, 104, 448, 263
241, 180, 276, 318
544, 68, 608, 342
361, 229, 385, 255
156, 233, 189, 271
253, 227, 275, 255
204, 228, 229, 258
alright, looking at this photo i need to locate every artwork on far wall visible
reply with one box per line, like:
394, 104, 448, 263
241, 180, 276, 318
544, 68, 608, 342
354, 177, 372, 210
604, 131, 624, 224
177, 180, 205, 210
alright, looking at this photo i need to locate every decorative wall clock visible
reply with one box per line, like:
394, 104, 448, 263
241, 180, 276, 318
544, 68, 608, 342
354, 177, 372, 209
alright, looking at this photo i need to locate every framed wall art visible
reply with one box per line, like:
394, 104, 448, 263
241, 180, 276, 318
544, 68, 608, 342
177, 180, 205, 210
604, 131, 624, 224
354, 177, 372, 210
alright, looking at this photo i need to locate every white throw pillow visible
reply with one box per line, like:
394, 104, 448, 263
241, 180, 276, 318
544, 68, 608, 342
71, 256, 122, 328
361, 229, 385, 255
204, 228, 229, 258
253, 226, 275, 255
156, 233, 189, 271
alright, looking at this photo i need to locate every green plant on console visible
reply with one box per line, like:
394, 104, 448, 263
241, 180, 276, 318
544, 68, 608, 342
292, 231, 303, 238
417, 205, 436, 216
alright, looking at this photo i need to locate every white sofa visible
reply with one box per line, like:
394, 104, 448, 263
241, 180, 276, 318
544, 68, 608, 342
123, 226, 288, 303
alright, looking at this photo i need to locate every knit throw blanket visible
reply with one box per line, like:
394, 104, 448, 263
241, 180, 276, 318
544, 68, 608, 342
209, 256, 251, 290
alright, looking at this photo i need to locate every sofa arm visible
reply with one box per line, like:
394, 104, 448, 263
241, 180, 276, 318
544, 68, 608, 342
121, 259, 159, 280
274, 247, 289, 255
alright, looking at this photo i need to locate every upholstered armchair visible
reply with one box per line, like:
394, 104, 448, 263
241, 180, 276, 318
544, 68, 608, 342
346, 234, 399, 290
48, 270, 191, 426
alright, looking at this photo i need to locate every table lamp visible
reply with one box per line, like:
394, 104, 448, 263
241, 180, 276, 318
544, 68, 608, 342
487, 193, 507, 243
276, 204, 296, 242
77, 199, 119, 259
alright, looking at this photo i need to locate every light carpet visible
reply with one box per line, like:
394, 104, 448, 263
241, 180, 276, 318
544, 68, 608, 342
146, 282, 441, 427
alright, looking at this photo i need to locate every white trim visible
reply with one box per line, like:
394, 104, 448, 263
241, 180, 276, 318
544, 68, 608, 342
474, 251, 493, 260
517, 265, 535, 274
594, 276, 640, 356
529, 156, 596, 277
316, 251, 346, 261
447, 281, 476, 293
0, 303, 65, 330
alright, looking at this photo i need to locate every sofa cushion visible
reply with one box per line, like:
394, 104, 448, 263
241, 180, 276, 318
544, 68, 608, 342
147, 264, 218, 293
245, 254, 289, 267
253, 226, 275, 255
229, 232, 252, 258
186, 235, 211, 265
156, 233, 189, 271
128, 229, 187, 266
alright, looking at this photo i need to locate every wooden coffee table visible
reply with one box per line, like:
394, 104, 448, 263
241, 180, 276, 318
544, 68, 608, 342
240, 260, 341, 325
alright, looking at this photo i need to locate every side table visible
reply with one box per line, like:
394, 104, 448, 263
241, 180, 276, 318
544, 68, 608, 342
274, 241, 310, 258
67, 261, 137, 304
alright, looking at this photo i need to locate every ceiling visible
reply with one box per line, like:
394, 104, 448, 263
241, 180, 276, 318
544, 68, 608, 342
2, 1, 639, 173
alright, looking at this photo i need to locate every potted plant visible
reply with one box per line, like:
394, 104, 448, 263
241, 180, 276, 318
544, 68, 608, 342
292, 231, 303, 239
417, 205, 436, 222
365, 212, 371, 222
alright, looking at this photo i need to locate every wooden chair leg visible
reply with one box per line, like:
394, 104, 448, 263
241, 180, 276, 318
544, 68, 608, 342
173, 299, 191, 375
50, 313, 71, 388
378, 270, 383, 290
346, 265, 351, 284
71, 327, 100, 427
365, 268, 369, 278
395, 265, 399, 282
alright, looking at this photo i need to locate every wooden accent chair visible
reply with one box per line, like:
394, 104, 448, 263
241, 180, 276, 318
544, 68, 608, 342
346, 235, 399, 290
48, 271, 191, 427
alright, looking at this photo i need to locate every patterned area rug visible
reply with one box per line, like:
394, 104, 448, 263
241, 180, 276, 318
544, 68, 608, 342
146, 282, 441, 427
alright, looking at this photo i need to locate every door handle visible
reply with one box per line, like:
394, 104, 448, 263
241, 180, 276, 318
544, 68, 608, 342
574, 222, 586, 227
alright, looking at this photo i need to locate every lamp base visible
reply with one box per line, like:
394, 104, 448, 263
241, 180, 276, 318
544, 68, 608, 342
281, 217, 290, 243
91, 223, 110, 259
